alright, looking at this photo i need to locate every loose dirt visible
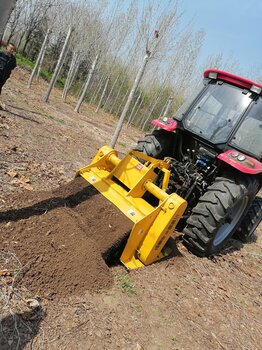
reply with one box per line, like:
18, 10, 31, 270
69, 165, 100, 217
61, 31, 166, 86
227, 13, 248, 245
0, 68, 261, 350
0, 176, 132, 299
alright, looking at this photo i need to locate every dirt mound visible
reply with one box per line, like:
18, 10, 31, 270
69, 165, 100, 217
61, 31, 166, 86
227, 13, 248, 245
0, 177, 132, 299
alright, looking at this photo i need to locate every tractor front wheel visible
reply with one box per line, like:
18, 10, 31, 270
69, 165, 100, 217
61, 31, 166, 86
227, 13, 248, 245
183, 174, 259, 257
133, 129, 174, 159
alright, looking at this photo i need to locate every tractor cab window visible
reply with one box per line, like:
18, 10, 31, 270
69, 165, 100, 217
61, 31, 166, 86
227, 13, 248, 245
183, 83, 252, 143
173, 81, 206, 120
230, 98, 262, 159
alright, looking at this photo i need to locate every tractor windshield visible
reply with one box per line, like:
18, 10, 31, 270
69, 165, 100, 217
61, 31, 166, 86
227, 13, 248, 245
230, 98, 262, 159
183, 83, 252, 143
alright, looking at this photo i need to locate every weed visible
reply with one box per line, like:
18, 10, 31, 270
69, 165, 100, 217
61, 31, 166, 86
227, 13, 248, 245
175, 286, 181, 296
240, 299, 247, 307
119, 142, 127, 148
117, 274, 136, 295
13, 265, 21, 277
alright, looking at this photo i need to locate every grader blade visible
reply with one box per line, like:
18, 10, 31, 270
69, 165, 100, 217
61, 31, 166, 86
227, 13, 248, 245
77, 146, 187, 269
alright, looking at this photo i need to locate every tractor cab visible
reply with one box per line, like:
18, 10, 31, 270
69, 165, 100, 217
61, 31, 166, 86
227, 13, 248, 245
174, 69, 262, 162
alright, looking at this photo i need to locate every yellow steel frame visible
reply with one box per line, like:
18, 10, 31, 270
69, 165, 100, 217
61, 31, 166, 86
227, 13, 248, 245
77, 146, 187, 269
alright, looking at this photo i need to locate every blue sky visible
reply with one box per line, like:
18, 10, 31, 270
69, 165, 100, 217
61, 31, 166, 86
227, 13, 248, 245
180, 0, 262, 76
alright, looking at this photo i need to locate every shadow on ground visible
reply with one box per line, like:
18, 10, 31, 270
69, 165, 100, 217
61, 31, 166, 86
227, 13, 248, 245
0, 306, 46, 350
0, 183, 98, 223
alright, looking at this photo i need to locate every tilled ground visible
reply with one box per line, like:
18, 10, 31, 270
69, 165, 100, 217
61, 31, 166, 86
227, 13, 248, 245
0, 68, 261, 350
0, 176, 132, 299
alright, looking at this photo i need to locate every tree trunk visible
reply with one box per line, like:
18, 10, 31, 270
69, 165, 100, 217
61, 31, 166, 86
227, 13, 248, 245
140, 91, 163, 130
16, 33, 24, 51
103, 73, 120, 110
96, 75, 110, 113
126, 92, 142, 127
74, 52, 100, 113
162, 97, 173, 118
67, 61, 80, 90
115, 89, 129, 117
109, 77, 126, 114
90, 72, 107, 104
111, 52, 151, 148
62, 51, 78, 101
28, 29, 50, 88
36, 43, 47, 81
22, 31, 32, 56
132, 96, 144, 127
44, 26, 72, 103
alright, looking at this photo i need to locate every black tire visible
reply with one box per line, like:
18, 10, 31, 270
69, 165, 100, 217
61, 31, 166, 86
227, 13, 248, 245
183, 174, 259, 257
133, 129, 174, 159
233, 196, 262, 242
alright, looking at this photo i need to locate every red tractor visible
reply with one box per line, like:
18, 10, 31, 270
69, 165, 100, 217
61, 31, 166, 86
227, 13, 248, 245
134, 69, 262, 256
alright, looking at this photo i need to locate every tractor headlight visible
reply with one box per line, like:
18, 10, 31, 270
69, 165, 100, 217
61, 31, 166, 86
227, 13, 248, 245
231, 151, 239, 158
250, 85, 262, 94
208, 72, 218, 80
237, 154, 246, 161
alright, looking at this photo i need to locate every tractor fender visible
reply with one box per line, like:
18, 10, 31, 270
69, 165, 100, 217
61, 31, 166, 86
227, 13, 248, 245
151, 118, 177, 132
218, 150, 262, 174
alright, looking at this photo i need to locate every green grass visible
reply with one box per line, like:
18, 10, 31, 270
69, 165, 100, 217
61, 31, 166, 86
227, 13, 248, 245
40, 67, 52, 81
16, 53, 65, 87
15, 53, 34, 69
117, 273, 136, 295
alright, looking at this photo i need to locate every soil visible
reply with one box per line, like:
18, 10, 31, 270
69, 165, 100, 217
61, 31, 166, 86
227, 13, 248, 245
0, 176, 132, 299
0, 67, 261, 350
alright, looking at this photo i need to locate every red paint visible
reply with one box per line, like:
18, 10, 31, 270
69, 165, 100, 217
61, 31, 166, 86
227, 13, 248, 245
218, 150, 262, 174
151, 118, 177, 131
204, 69, 262, 94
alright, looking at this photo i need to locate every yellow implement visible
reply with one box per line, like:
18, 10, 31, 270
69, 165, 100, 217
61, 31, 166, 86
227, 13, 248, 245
77, 146, 187, 269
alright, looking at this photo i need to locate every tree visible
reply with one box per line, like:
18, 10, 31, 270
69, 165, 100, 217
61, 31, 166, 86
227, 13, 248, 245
15, 0, 54, 54
111, 51, 151, 147
28, 28, 50, 88
44, 26, 73, 103
75, 53, 100, 113
111, 0, 184, 146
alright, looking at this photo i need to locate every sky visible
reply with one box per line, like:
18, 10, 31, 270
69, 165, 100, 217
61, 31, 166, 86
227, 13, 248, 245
180, 0, 262, 77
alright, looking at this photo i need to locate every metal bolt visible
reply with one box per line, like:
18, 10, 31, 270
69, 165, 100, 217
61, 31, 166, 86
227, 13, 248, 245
168, 202, 175, 209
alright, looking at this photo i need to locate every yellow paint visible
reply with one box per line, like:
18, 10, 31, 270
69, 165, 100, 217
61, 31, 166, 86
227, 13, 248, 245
77, 146, 187, 269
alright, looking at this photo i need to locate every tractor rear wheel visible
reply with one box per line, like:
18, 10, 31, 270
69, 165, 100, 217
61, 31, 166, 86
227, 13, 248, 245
133, 129, 174, 159
183, 174, 259, 257
233, 196, 262, 242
